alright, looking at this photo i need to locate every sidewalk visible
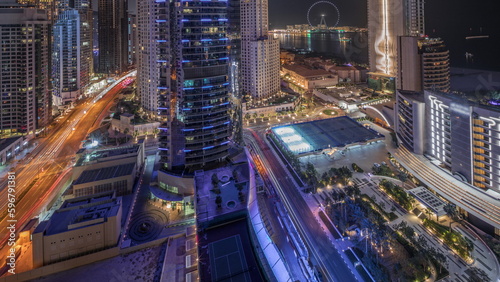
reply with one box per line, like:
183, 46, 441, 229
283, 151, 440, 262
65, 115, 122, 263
356, 175, 499, 282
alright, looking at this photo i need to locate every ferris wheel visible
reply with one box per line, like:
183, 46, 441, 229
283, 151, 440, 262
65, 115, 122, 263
307, 1, 340, 28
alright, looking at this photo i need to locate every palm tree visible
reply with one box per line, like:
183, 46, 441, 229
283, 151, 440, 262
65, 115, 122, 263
423, 208, 434, 221
443, 203, 458, 231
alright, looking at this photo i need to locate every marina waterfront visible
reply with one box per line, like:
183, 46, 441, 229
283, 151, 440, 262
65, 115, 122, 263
273, 32, 369, 65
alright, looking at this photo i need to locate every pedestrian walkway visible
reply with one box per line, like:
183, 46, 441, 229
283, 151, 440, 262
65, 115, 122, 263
356, 176, 499, 282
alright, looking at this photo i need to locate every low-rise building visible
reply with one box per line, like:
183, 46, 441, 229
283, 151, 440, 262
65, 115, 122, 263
243, 94, 300, 117
0, 136, 27, 165
32, 192, 122, 268
281, 64, 338, 91
329, 65, 368, 83
73, 143, 144, 180
111, 113, 160, 138
73, 162, 136, 197
279, 51, 295, 65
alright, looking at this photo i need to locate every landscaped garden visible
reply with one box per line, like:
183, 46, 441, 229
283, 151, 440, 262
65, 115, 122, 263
322, 109, 337, 116
378, 179, 415, 210
423, 218, 474, 260
324, 186, 445, 281
352, 163, 364, 173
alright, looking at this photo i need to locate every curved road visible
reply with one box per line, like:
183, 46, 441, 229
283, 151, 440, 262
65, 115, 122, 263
0, 72, 136, 255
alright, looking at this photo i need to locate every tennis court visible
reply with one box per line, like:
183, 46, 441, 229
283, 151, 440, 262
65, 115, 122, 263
208, 234, 251, 282
272, 116, 383, 154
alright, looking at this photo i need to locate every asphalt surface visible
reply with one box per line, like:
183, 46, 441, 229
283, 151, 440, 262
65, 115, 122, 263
0, 75, 134, 259
245, 128, 358, 282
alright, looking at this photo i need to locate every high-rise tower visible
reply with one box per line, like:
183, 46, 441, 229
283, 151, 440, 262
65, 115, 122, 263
398, 37, 450, 92
52, 0, 93, 106
0, 3, 50, 137
138, 0, 232, 190
52, 10, 82, 106
367, 0, 425, 93
97, 0, 128, 74
404, 0, 425, 37
137, 0, 162, 118
240, 0, 280, 102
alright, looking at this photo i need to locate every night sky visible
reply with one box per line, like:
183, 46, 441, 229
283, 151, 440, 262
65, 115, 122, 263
124, 0, 499, 70
269, 0, 500, 70
269, 0, 497, 35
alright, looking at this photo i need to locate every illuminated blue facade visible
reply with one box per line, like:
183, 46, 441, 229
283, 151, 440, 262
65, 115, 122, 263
158, 0, 231, 173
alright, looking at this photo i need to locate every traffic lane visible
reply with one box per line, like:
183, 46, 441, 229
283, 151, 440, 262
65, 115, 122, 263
0, 80, 128, 246
255, 136, 356, 281
269, 155, 354, 282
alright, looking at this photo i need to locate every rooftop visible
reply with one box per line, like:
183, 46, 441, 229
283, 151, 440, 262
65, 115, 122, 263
74, 162, 135, 185
271, 116, 384, 154
397, 89, 426, 103
34, 193, 121, 236
283, 64, 332, 77
195, 163, 250, 224
0, 136, 22, 152
75, 144, 141, 166
408, 186, 447, 216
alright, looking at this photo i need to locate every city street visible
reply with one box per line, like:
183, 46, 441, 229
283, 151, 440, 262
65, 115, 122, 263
244, 128, 361, 282
0, 72, 136, 264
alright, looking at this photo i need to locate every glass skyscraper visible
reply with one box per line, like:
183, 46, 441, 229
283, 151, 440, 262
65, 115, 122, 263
159, 0, 231, 174
138, 0, 232, 187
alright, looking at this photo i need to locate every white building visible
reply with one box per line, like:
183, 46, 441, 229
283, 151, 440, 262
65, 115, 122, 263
0, 4, 50, 137
241, 0, 280, 101
137, 0, 164, 118
395, 90, 500, 235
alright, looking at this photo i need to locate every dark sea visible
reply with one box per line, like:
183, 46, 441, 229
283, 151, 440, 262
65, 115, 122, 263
273, 32, 369, 65
274, 31, 500, 73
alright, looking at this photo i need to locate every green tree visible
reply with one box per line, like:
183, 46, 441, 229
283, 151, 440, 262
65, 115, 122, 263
468, 267, 490, 282
443, 203, 458, 231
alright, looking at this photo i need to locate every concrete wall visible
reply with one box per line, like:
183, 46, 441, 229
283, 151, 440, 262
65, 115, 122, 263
2, 237, 171, 282
32, 205, 122, 268
73, 172, 135, 197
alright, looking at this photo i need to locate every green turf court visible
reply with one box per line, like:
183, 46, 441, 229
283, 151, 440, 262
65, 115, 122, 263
208, 234, 251, 282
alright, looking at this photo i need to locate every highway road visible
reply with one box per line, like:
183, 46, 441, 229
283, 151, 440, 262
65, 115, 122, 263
0, 71, 136, 255
244, 128, 358, 282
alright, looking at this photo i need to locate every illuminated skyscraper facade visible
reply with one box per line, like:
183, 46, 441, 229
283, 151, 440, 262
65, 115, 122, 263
52, 0, 93, 106
0, 5, 50, 136
98, 0, 128, 74
137, 0, 163, 118
138, 0, 231, 189
398, 37, 450, 92
52, 10, 82, 106
241, 0, 280, 101
367, 0, 425, 93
